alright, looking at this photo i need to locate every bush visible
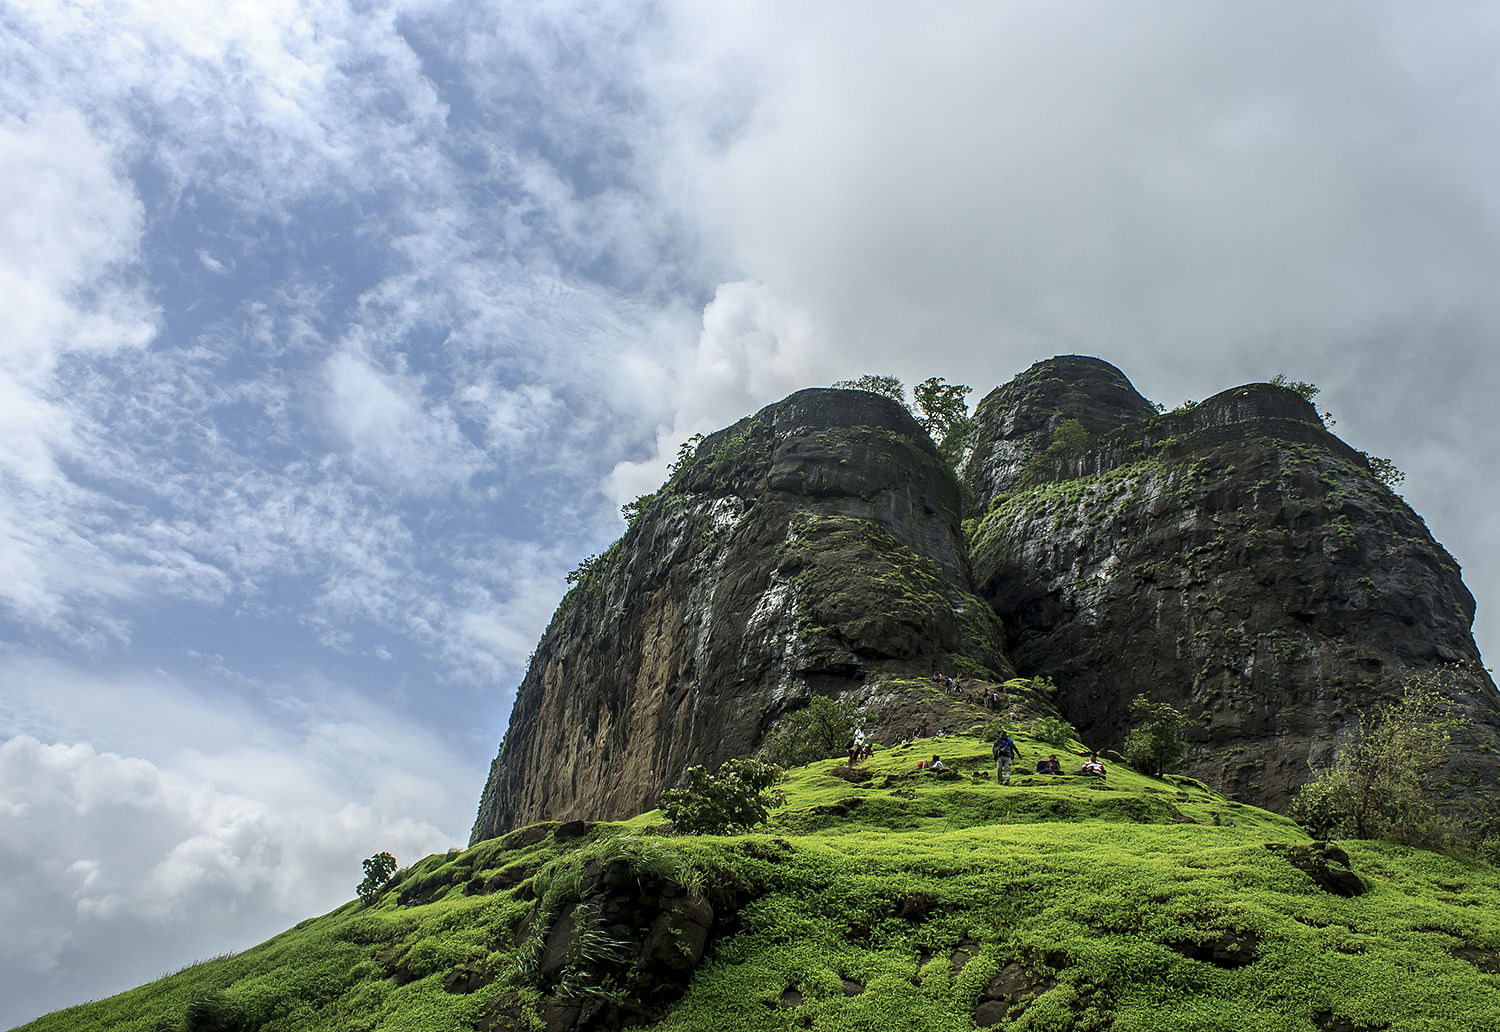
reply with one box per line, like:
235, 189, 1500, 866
1121, 695, 1189, 777
356, 851, 397, 904
659, 760, 786, 835
1032, 716, 1075, 749
760, 695, 859, 768
1290, 677, 1468, 849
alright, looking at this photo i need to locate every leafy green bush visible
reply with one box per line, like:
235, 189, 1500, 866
1361, 452, 1406, 489
1291, 678, 1467, 848
831, 374, 906, 405
356, 851, 397, 904
1269, 373, 1319, 403
659, 759, 786, 834
1121, 695, 1189, 777
760, 695, 859, 768
621, 491, 657, 529
1031, 716, 1075, 749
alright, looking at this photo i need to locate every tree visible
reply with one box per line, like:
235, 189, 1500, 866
357, 851, 397, 903
1121, 695, 1190, 777
1361, 453, 1406, 490
621, 491, 657, 530
831, 374, 906, 405
1269, 373, 1320, 404
1290, 677, 1468, 848
659, 759, 786, 835
667, 433, 704, 478
1024, 418, 1090, 481
912, 376, 974, 467
760, 695, 860, 768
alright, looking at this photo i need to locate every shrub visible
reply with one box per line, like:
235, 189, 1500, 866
831, 374, 906, 406
760, 695, 859, 768
1121, 695, 1189, 777
659, 760, 786, 835
1290, 677, 1468, 849
1361, 453, 1406, 490
356, 851, 397, 904
1032, 716, 1075, 749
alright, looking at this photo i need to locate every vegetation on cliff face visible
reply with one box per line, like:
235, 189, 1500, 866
28, 729, 1500, 1032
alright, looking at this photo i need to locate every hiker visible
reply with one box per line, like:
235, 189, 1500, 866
861, 741, 874, 760
1076, 752, 1106, 777
929, 755, 945, 771
992, 731, 1021, 785
1036, 754, 1062, 775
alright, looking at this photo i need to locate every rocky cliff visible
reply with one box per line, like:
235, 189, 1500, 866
471, 388, 1012, 841
964, 357, 1500, 812
473, 358, 1500, 841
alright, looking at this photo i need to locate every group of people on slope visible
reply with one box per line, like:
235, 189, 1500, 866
993, 733, 1107, 784
847, 728, 876, 766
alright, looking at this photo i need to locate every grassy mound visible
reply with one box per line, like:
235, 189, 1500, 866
20, 733, 1500, 1032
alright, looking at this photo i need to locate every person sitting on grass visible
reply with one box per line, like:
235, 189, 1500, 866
1035, 754, 1063, 775
929, 755, 945, 771
1076, 752, 1107, 777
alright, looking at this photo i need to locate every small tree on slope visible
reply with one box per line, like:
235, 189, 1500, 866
1122, 695, 1190, 777
1291, 676, 1468, 849
761, 695, 859, 768
659, 760, 786, 835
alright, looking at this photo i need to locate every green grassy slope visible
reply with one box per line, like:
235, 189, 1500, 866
20, 733, 1500, 1032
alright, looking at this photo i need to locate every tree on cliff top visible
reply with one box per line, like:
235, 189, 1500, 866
913, 376, 974, 467
831, 373, 905, 404
830, 374, 974, 467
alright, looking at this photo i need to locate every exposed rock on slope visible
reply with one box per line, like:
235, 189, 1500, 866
472, 389, 1012, 841
965, 357, 1500, 812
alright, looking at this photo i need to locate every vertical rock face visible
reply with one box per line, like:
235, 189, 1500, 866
471, 389, 1012, 842
965, 358, 1500, 812
961, 355, 1160, 497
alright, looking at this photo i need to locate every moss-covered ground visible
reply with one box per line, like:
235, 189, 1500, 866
20, 732, 1500, 1032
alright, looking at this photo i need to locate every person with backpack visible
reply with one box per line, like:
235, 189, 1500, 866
993, 731, 1021, 785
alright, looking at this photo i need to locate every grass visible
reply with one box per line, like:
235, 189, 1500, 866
19, 730, 1500, 1032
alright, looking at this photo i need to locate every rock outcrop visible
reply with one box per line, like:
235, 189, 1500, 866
473, 358, 1500, 841
964, 357, 1500, 812
471, 389, 1011, 841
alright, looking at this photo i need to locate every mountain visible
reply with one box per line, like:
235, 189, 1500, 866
473, 357, 1500, 842
26, 356, 1500, 1032
473, 388, 1013, 840
24, 735, 1500, 1032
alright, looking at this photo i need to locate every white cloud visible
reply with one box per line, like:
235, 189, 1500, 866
323, 347, 485, 494
0, 656, 473, 1028
606, 280, 833, 503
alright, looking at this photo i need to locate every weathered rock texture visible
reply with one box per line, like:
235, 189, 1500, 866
472, 388, 1011, 841
474, 358, 1500, 840
965, 357, 1500, 812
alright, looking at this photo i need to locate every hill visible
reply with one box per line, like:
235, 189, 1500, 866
23, 717, 1500, 1032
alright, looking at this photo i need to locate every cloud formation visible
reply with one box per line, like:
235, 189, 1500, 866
5, 0, 1500, 1024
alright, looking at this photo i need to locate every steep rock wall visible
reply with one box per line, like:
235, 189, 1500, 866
472, 389, 1012, 841
966, 358, 1500, 812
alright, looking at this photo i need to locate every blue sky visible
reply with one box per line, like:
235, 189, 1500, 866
4, 1, 1500, 1025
